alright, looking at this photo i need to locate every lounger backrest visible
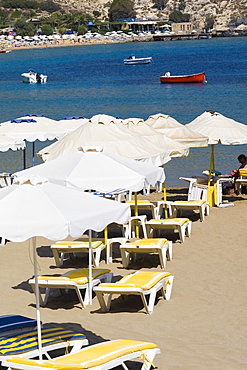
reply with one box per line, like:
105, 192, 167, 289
4, 340, 157, 369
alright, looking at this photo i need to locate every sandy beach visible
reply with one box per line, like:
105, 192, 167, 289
0, 188, 246, 369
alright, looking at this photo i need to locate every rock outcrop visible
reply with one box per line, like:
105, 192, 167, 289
53, 0, 247, 29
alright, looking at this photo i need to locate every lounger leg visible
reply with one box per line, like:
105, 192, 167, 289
120, 249, 130, 268
95, 291, 112, 312
43, 288, 51, 306
52, 249, 61, 267
158, 249, 166, 270
199, 207, 204, 222
75, 287, 86, 309
94, 248, 102, 268
140, 348, 159, 370
178, 226, 185, 243
164, 276, 174, 300
167, 241, 173, 261
144, 290, 156, 315
31, 284, 45, 306
186, 221, 192, 237
205, 204, 210, 216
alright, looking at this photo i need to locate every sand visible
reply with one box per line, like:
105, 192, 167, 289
0, 188, 246, 369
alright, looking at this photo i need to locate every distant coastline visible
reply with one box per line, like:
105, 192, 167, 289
2, 30, 247, 52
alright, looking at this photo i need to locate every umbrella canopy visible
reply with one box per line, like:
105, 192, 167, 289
0, 134, 25, 152
0, 115, 64, 142
145, 113, 209, 148
89, 114, 122, 125
13, 150, 165, 193
38, 122, 171, 166
0, 115, 64, 167
186, 110, 247, 145
56, 116, 89, 134
0, 183, 130, 242
115, 120, 189, 158
186, 110, 247, 183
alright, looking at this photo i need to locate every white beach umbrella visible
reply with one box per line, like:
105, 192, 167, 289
145, 113, 209, 148
56, 116, 89, 134
0, 134, 25, 152
89, 114, 122, 125
186, 110, 247, 180
0, 182, 130, 359
14, 150, 165, 193
38, 122, 171, 166
116, 120, 189, 158
0, 115, 64, 167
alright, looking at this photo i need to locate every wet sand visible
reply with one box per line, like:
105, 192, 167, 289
0, 188, 246, 369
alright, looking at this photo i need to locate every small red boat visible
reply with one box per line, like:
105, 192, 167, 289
0, 50, 11, 53
160, 72, 206, 83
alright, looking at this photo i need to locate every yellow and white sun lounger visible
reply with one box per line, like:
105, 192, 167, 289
170, 200, 210, 222
2, 339, 160, 370
51, 239, 105, 267
0, 326, 88, 363
126, 200, 156, 219
145, 218, 192, 243
94, 270, 174, 314
29, 268, 112, 309
120, 238, 172, 270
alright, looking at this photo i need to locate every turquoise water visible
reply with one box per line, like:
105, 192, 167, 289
0, 37, 247, 186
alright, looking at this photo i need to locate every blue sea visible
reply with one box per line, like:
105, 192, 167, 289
0, 37, 247, 187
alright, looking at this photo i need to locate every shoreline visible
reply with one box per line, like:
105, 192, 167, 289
2, 32, 247, 52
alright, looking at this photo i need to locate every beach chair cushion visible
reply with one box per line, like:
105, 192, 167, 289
0, 315, 37, 336
37, 268, 111, 286
98, 271, 171, 291
3, 339, 159, 370
150, 218, 190, 225
125, 238, 168, 246
0, 326, 87, 357
54, 240, 103, 250
173, 200, 207, 205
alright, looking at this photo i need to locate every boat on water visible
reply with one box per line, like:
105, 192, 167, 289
123, 56, 153, 65
21, 70, 47, 83
160, 71, 206, 83
0, 50, 11, 53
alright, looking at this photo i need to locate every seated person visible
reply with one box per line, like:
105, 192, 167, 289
230, 154, 247, 194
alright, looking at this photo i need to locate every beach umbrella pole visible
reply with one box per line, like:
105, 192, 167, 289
88, 229, 92, 305
32, 142, 35, 167
134, 192, 139, 238
31, 237, 43, 361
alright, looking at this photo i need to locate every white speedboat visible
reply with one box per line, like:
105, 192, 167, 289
21, 70, 47, 83
123, 56, 153, 65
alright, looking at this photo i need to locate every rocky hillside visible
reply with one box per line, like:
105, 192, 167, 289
54, 0, 247, 30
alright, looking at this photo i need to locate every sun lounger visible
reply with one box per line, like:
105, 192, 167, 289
0, 315, 37, 337
145, 218, 192, 243
2, 339, 160, 370
126, 200, 156, 219
170, 200, 210, 222
29, 268, 112, 309
236, 169, 247, 194
0, 326, 88, 362
120, 238, 172, 270
94, 270, 174, 314
51, 239, 105, 267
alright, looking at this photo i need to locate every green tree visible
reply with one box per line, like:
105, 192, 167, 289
204, 15, 214, 30
14, 18, 36, 35
77, 24, 87, 35
169, 10, 190, 22
93, 10, 101, 18
41, 24, 53, 35
108, 0, 136, 22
